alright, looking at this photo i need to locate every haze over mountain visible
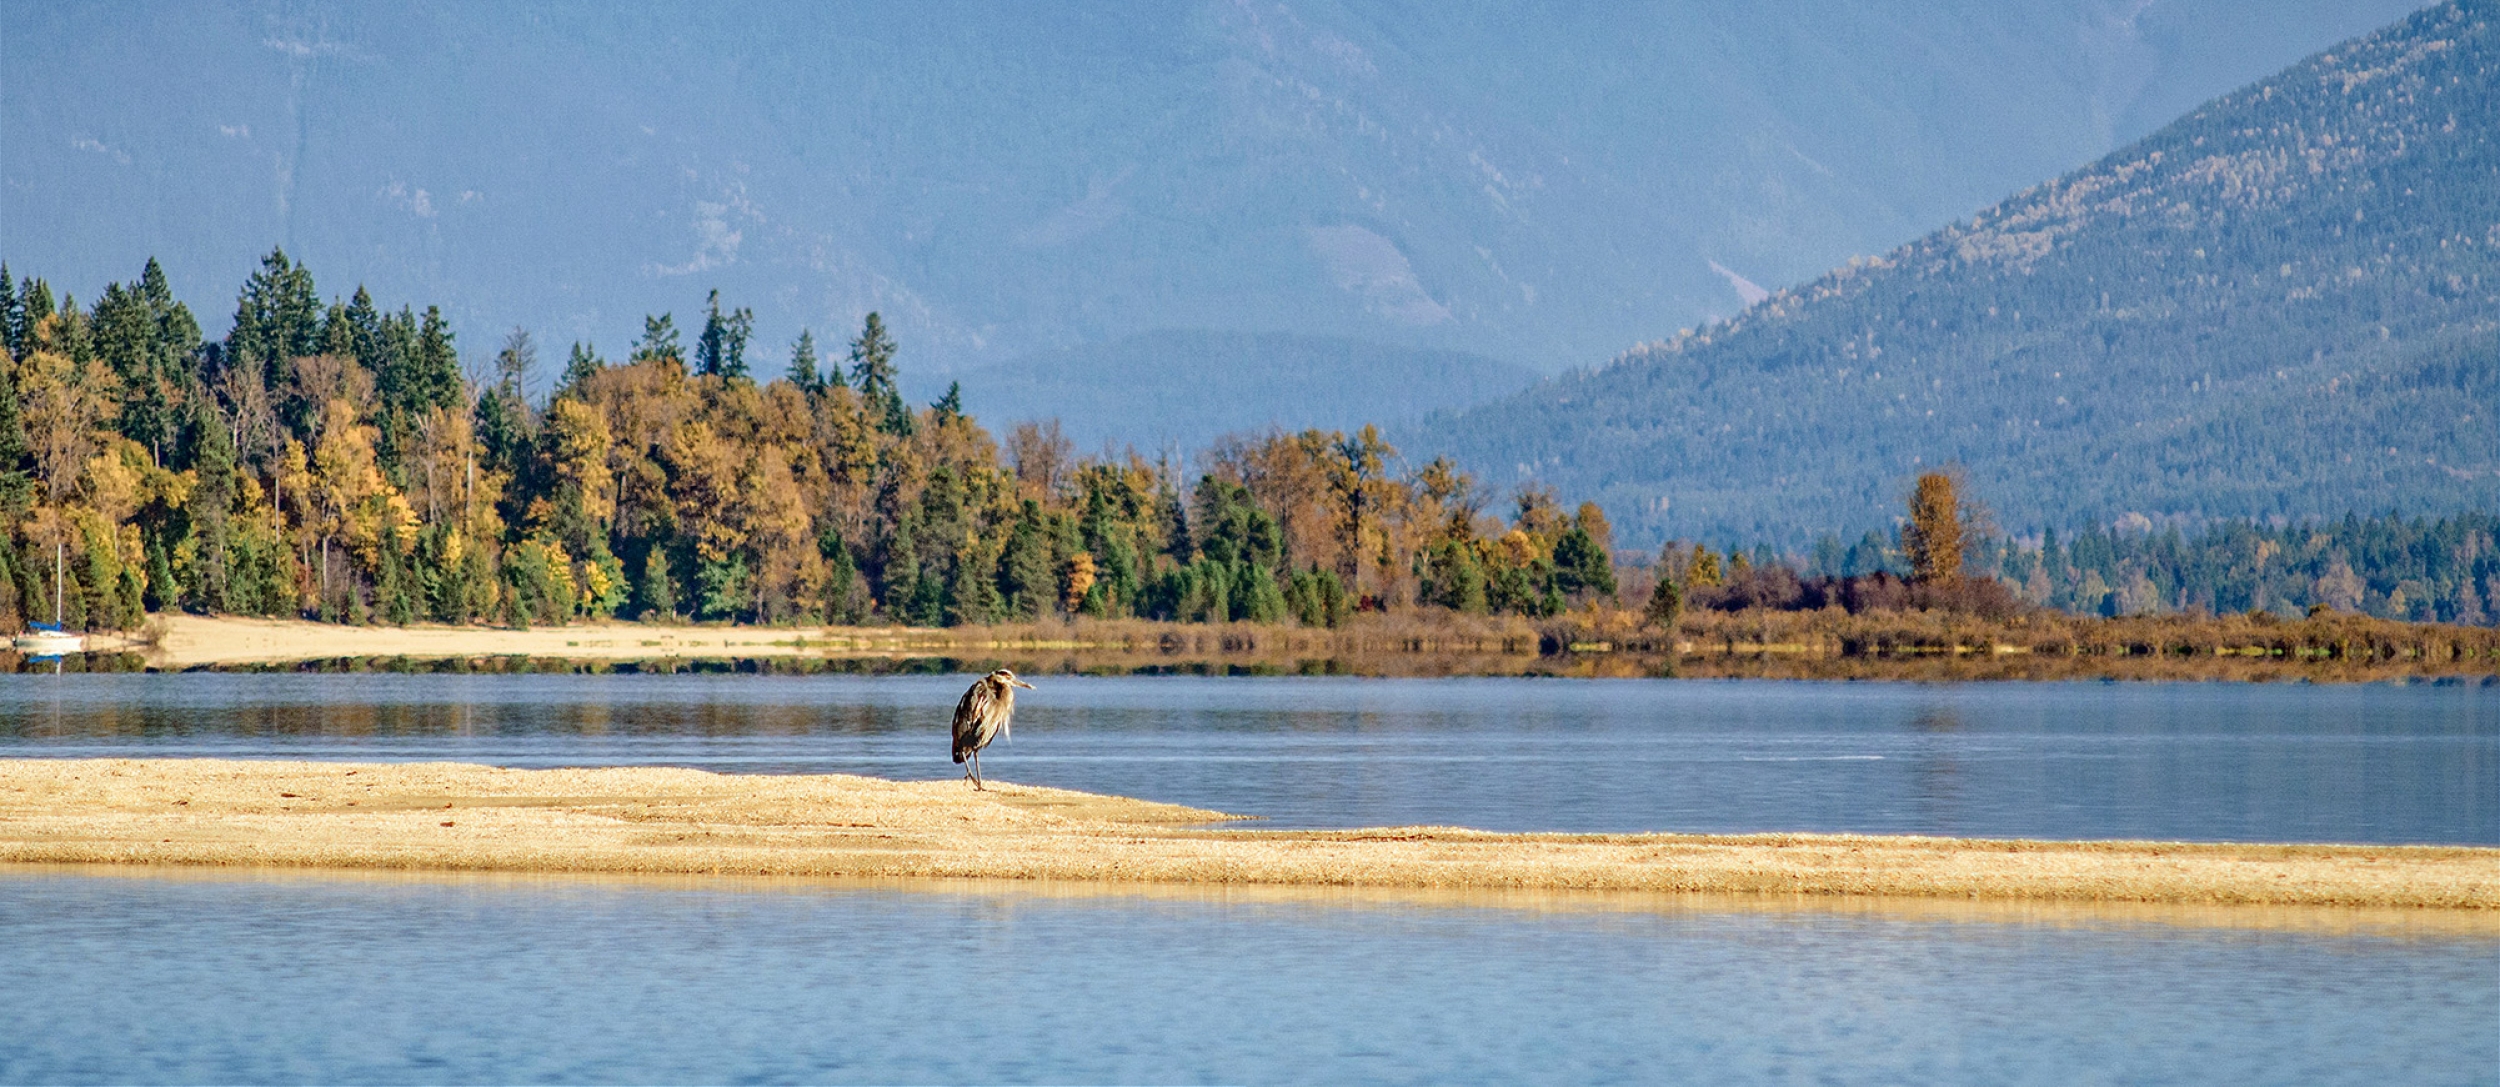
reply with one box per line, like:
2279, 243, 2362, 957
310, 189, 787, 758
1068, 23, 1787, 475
5, 0, 2428, 402
1422, 0, 2500, 547
915, 331, 1535, 456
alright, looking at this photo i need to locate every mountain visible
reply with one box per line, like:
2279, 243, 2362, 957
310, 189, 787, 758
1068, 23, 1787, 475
1420, 0, 2500, 547
909, 330, 1535, 454
2, 0, 2429, 380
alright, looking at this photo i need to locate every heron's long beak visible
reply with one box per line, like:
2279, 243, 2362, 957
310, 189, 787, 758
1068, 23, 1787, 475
1011, 679, 1035, 689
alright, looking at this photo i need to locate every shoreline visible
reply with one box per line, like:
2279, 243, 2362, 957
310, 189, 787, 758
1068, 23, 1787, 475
3, 758, 2492, 912
14, 861, 2494, 937
22, 613, 2497, 682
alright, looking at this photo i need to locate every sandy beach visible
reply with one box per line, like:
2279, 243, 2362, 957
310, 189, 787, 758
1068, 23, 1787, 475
2, 758, 2492, 911
129, 614, 945, 668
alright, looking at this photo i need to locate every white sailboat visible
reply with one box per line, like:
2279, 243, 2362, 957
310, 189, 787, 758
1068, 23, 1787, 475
13, 541, 85, 655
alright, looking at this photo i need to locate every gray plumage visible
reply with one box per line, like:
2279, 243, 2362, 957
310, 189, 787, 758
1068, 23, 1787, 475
951, 668, 1034, 789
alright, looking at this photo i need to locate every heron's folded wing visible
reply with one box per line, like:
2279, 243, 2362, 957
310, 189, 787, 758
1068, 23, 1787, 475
952, 680, 998, 749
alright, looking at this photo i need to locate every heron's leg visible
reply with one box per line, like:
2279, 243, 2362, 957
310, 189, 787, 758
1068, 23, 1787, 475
971, 749, 984, 791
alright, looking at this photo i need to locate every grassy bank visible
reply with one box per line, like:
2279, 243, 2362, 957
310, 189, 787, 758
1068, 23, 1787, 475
10, 609, 2486, 681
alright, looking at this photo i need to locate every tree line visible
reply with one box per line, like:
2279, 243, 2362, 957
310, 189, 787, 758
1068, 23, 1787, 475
1647, 472, 2500, 628
0, 251, 1621, 634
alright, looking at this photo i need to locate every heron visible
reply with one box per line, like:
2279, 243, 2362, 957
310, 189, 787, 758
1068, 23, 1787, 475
951, 668, 1034, 790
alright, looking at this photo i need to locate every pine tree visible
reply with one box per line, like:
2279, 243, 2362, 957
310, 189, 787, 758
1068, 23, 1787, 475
948, 540, 1004, 626
1422, 540, 1488, 613
695, 290, 754, 380
20, 277, 54, 334
880, 514, 920, 623
848, 312, 910, 435
1238, 562, 1289, 623
341, 286, 387, 373
407, 306, 461, 413
1550, 522, 1610, 599
559, 342, 603, 397
998, 501, 1054, 620
932, 381, 963, 422
1644, 574, 1683, 631
228, 249, 322, 435
0, 265, 20, 359
633, 314, 682, 367
785, 329, 820, 392
821, 528, 869, 624
0, 319, 30, 516
696, 554, 750, 621
183, 396, 237, 611
639, 546, 677, 621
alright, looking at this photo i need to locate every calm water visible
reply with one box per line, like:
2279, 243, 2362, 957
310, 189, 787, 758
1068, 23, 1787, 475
3, 675, 2494, 1083
0, 673, 2492, 843
1, 868, 2492, 1086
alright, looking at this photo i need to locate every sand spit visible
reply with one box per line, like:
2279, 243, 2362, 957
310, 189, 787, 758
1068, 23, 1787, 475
2, 758, 2493, 911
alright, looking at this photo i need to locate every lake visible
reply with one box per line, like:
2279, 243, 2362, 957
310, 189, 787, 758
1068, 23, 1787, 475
2, 672, 2493, 1084
0, 673, 2491, 843
1, 866, 2493, 1086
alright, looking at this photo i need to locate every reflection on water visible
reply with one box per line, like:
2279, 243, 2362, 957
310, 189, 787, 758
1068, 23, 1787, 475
0, 865, 2490, 1085
2, 673, 2493, 844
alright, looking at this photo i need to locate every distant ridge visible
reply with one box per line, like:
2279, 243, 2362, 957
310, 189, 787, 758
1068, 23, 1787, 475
1424, 0, 2500, 545
930, 330, 1536, 455
2, 1, 2431, 372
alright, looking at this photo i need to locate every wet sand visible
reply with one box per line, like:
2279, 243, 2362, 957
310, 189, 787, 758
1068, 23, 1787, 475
2, 759, 2492, 910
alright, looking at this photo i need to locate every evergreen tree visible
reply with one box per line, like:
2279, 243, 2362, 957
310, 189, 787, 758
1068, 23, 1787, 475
879, 514, 920, 623
20, 277, 54, 334
948, 539, 1004, 625
1421, 540, 1488, 613
0, 316, 31, 516
1644, 573, 1683, 631
0, 264, 19, 359
820, 528, 869, 624
183, 396, 237, 612
475, 329, 535, 477
1552, 526, 1616, 600
694, 289, 754, 380
848, 312, 910, 435
341, 286, 387, 376
378, 532, 417, 625
633, 314, 682, 367
639, 546, 677, 620
410, 306, 462, 411
785, 329, 820, 392
1236, 562, 1289, 623
932, 381, 963, 422
997, 501, 1055, 620
696, 554, 750, 620
90, 263, 195, 466
559, 342, 603, 397
227, 249, 322, 434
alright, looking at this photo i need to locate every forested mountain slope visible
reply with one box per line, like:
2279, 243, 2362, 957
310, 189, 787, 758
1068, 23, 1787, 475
5, 1, 2426, 374
1424, 0, 2500, 546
